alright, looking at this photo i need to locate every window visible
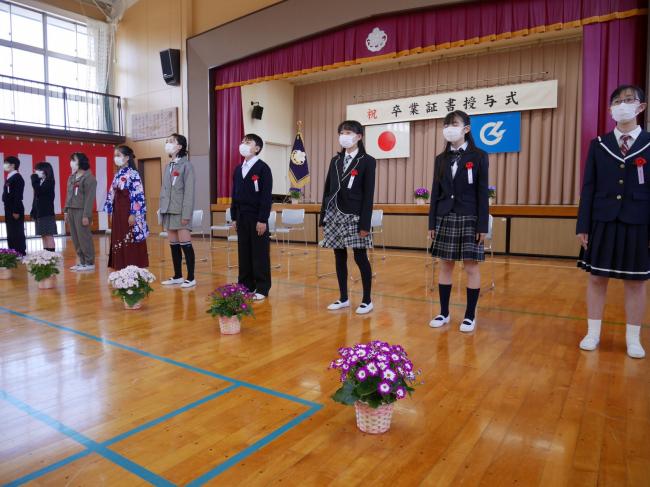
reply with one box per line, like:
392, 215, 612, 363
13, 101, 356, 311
0, 0, 99, 129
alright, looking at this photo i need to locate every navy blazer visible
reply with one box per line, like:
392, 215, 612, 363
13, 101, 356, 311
30, 175, 56, 219
576, 130, 650, 234
319, 151, 376, 232
2, 172, 25, 215
428, 148, 490, 233
230, 159, 273, 224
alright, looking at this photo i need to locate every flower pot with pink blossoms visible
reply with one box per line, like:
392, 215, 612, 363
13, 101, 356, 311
0, 249, 22, 279
330, 340, 419, 434
207, 283, 255, 335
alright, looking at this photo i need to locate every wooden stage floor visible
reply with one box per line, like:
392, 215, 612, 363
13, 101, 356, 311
1, 235, 649, 486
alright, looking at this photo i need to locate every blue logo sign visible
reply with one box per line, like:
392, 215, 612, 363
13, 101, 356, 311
470, 112, 521, 153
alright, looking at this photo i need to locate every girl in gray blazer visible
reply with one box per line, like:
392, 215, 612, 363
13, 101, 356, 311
159, 133, 196, 288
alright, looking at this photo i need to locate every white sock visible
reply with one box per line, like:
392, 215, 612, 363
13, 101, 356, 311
579, 319, 601, 351
626, 324, 645, 359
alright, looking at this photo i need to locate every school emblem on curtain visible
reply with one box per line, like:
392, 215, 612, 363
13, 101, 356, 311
366, 27, 388, 52
289, 125, 310, 188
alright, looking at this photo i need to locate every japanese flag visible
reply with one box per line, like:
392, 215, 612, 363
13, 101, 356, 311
364, 122, 410, 159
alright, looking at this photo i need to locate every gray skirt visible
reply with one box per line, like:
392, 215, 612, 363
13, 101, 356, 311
35, 215, 58, 236
322, 207, 372, 249
162, 213, 192, 231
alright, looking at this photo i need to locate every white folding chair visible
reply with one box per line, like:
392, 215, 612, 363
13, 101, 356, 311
189, 209, 208, 262
483, 214, 496, 292
275, 209, 308, 256
370, 209, 386, 261
268, 211, 281, 269
226, 232, 238, 269
210, 208, 233, 249
316, 239, 336, 279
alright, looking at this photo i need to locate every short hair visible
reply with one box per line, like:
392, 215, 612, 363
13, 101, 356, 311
244, 133, 264, 154
170, 133, 188, 158
71, 152, 90, 170
610, 84, 646, 105
337, 120, 364, 136
4, 155, 20, 170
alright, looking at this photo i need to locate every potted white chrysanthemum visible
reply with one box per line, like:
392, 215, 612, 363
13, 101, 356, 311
23, 250, 61, 289
108, 266, 155, 310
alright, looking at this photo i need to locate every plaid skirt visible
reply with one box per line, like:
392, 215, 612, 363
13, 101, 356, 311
322, 207, 373, 249
431, 213, 484, 261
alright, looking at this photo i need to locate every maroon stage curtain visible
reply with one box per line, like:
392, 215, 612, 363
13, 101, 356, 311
581, 16, 648, 176
213, 0, 647, 200
216, 86, 243, 201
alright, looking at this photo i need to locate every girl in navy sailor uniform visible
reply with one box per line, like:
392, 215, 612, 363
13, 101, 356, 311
428, 111, 489, 333
576, 85, 649, 359
319, 120, 376, 315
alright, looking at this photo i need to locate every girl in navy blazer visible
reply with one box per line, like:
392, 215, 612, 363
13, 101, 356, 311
428, 111, 489, 333
319, 120, 376, 315
576, 85, 649, 359
30, 161, 57, 252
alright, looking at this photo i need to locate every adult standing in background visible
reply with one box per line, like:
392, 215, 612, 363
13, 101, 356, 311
31, 161, 57, 252
64, 152, 97, 272
2, 156, 26, 255
159, 133, 196, 288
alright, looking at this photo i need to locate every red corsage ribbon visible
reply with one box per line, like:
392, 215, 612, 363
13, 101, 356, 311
252, 175, 260, 181
635, 157, 646, 167
172, 171, 180, 177
351, 169, 359, 176
465, 162, 474, 169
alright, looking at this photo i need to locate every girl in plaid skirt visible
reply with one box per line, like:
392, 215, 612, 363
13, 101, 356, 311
319, 120, 377, 315
428, 111, 490, 332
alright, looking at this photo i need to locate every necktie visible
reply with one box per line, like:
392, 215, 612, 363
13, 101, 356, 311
343, 154, 352, 172
620, 135, 631, 156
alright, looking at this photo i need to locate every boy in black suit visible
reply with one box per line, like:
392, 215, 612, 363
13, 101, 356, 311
576, 84, 649, 358
2, 156, 26, 255
230, 134, 273, 301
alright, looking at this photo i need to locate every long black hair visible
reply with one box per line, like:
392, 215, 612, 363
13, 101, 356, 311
35, 161, 55, 183
434, 110, 478, 182
116, 145, 137, 170
337, 120, 366, 155
170, 133, 188, 158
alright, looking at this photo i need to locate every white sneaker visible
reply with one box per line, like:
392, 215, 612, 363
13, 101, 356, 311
626, 325, 645, 359
180, 279, 196, 289
162, 277, 184, 286
80, 264, 95, 272
69, 264, 82, 271
253, 293, 266, 301
429, 314, 450, 328
579, 335, 600, 351
459, 318, 476, 333
355, 303, 373, 315
327, 300, 350, 311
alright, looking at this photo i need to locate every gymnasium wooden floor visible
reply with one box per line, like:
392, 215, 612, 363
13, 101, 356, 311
1, 235, 649, 486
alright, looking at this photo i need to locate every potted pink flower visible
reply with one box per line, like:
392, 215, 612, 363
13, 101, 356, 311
329, 340, 419, 434
207, 283, 255, 334
0, 249, 22, 279
414, 187, 429, 205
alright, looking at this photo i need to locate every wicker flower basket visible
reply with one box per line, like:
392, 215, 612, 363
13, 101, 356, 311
415, 198, 427, 205
123, 299, 143, 310
37, 276, 56, 289
0, 267, 12, 280
355, 401, 394, 434
219, 315, 241, 335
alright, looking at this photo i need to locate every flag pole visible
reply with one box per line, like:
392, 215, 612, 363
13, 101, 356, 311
297, 120, 303, 138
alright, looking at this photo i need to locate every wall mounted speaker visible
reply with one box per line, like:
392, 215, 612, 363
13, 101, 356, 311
160, 49, 180, 86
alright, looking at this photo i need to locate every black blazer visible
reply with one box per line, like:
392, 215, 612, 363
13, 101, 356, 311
30, 175, 56, 219
319, 151, 376, 232
428, 147, 490, 233
576, 130, 650, 234
230, 159, 273, 224
2, 172, 25, 215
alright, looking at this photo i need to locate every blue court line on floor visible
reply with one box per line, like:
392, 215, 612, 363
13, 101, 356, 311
1, 390, 174, 487
0, 306, 320, 409
0, 306, 324, 485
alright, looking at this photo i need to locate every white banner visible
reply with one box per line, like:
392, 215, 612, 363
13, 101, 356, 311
348, 80, 558, 126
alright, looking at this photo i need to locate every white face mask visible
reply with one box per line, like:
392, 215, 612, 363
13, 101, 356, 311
611, 102, 639, 123
35, 170, 45, 179
239, 143, 253, 158
443, 126, 466, 143
114, 156, 126, 167
70, 160, 78, 172
339, 134, 357, 149
165, 142, 177, 156
3, 163, 11, 172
